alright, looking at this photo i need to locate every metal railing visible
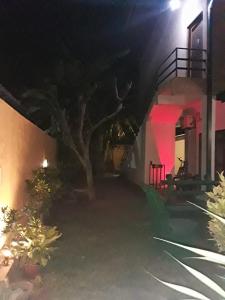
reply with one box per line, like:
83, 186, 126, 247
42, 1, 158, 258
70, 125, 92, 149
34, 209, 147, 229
149, 161, 165, 190
156, 47, 207, 86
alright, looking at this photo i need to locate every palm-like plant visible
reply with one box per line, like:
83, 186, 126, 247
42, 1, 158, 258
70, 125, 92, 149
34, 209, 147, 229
207, 172, 225, 252
154, 234, 225, 299
153, 175, 225, 299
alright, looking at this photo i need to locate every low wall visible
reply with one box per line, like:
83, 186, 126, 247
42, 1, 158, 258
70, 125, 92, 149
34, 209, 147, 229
0, 99, 56, 211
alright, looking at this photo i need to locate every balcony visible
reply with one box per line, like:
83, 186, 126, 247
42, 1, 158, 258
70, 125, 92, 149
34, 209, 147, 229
156, 47, 207, 87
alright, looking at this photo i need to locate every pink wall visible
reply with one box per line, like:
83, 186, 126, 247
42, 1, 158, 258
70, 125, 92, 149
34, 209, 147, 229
191, 100, 225, 133
145, 100, 225, 183
0, 100, 57, 210
215, 101, 225, 131
150, 105, 183, 123
145, 104, 183, 180
151, 123, 176, 175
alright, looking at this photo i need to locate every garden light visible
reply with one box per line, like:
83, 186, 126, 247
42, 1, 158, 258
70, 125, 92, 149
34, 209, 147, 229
11, 240, 18, 247
1, 248, 12, 266
42, 159, 48, 169
169, 0, 181, 11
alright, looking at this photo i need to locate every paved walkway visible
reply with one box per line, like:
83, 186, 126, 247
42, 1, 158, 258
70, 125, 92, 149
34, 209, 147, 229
42, 178, 216, 300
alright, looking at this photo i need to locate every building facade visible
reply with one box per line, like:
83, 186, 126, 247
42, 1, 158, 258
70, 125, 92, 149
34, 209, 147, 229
127, 0, 225, 185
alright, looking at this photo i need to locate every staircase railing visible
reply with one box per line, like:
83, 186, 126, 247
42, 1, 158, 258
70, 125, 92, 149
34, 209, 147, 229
157, 47, 207, 86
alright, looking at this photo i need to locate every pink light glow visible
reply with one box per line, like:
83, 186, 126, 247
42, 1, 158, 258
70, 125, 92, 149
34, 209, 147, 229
152, 123, 176, 175
150, 104, 183, 123
215, 101, 225, 131
149, 104, 183, 176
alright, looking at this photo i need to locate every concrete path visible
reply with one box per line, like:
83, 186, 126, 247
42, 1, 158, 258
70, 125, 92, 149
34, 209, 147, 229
43, 178, 217, 300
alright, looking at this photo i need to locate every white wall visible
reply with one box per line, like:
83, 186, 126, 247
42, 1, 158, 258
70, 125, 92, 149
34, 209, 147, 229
187, 128, 198, 175
212, 1, 225, 95
139, 0, 207, 101
175, 135, 185, 174
126, 123, 145, 184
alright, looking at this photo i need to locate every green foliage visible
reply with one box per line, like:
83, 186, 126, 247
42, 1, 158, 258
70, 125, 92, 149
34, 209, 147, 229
142, 186, 170, 235
11, 217, 61, 267
1, 206, 22, 234
207, 172, 225, 252
153, 173, 225, 298
22, 54, 132, 133
102, 114, 138, 147
26, 167, 62, 217
155, 204, 225, 299
1, 207, 61, 267
0, 168, 63, 267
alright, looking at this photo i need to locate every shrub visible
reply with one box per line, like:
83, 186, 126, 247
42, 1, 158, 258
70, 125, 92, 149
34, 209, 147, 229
11, 217, 61, 267
1, 207, 62, 267
26, 167, 62, 217
155, 204, 225, 299
154, 177, 225, 299
207, 172, 225, 252
155, 236, 225, 299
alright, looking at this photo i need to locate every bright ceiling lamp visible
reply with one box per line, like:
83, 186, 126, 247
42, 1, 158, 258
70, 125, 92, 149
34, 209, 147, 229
169, 0, 181, 11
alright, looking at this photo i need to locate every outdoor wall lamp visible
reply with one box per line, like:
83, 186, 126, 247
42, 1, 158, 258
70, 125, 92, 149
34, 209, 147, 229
42, 159, 48, 169
169, 0, 181, 11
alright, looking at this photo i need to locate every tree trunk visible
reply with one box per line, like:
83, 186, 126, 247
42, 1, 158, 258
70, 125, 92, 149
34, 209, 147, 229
84, 157, 96, 201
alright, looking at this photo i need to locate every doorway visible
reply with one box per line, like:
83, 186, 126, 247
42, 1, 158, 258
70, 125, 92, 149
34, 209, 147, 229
188, 13, 203, 78
175, 134, 185, 175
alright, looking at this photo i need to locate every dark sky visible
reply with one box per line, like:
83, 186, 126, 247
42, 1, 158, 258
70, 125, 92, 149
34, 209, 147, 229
0, 0, 164, 95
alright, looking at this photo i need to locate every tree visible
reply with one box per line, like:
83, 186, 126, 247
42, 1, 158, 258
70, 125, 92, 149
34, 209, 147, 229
55, 80, 132, 201
101, 114, 138, 171
23, 60, 132, 201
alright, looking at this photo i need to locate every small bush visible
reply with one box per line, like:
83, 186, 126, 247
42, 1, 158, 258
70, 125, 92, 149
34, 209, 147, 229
26, 167, 62, 217
207, 172, 225, 252
154, 178, 225, 299
1, 206, 62, 267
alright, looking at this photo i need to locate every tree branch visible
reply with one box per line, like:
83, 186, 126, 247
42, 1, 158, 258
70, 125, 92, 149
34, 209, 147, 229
115, 78, 132, 102
78, 96, 87, 151
88, 80, 132, 139
50, 97, 86, 167
60, 109, 86, 167
90, 105, 122, 137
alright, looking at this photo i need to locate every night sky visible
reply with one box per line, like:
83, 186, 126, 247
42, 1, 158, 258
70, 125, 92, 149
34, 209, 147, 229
0, 1, 165, 97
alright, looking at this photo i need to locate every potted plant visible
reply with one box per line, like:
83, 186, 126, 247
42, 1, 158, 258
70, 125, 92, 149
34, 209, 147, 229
10, 217, 62, 278
1, 207, 62, 279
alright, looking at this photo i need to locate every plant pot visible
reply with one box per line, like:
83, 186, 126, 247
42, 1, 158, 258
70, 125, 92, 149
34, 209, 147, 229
23, 263, 40, 279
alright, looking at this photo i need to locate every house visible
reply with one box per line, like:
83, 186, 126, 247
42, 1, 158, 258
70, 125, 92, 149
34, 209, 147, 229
126, 0, 225, 186
0, 88, 56, 247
